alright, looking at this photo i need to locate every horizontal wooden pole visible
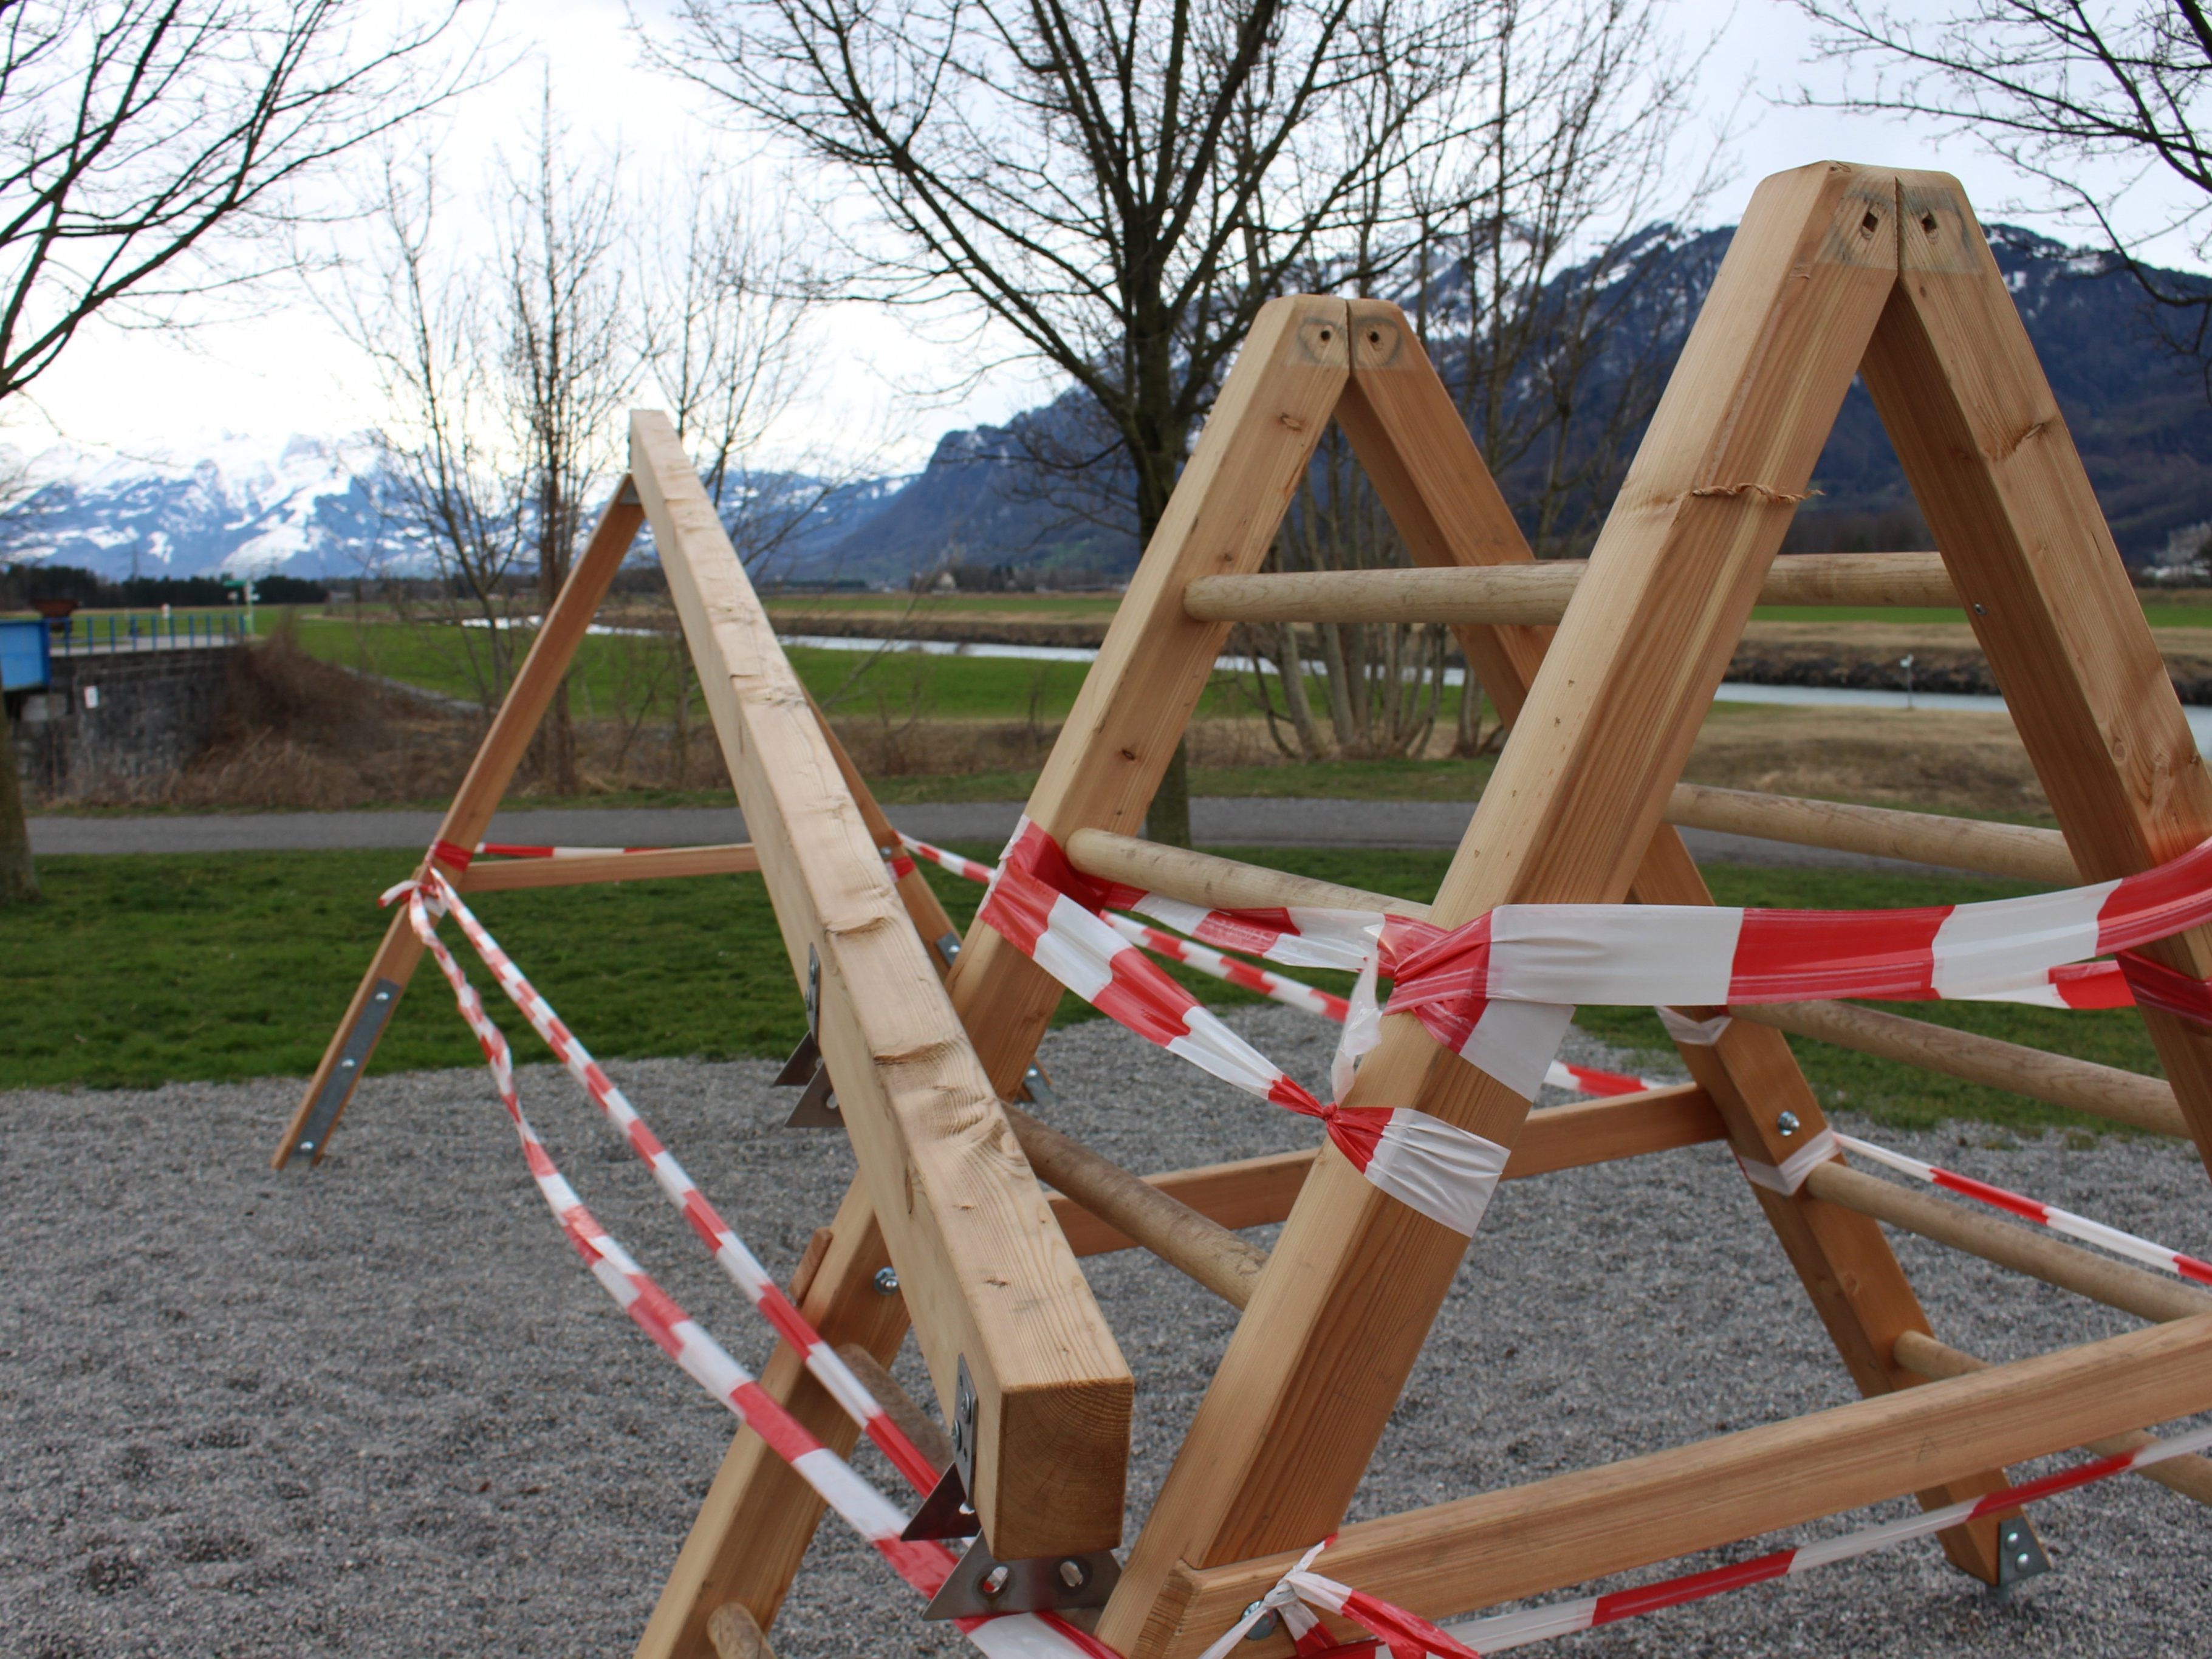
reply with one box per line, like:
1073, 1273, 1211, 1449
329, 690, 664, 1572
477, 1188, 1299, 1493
1736, 999, 2185, 1137
1064, 829, 1425, 918
1665, 783, 2077, 884
1049, 1086, 1724, 1282
1152, 1311, 2212, 1654
832, 1342, 954, 1473
1007, 1103, 1269, 1308
1182, 552, 1957, 627
1804, 1160, 2212, 1324
1892, 1331, 2212, 1510
455, 843, 762, 892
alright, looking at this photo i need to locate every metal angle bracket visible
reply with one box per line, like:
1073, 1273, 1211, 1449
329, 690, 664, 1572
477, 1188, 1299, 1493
292, 977, 401, 1166
1993, 1516, 2052, 1591
902, 1357, 981, 1542
920, 1537, 1121, 1620
779, 946, 843, 1127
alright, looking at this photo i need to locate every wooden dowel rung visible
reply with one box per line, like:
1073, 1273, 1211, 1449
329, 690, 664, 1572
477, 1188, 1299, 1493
1064, 828, 1425, 918
455, 843, 762, 892
1892, 1331, 2212, 1511
1182, 552, 1958, 626
830, 1342, 954, 1473
1737, 999, 2185, 1138
706, 1601, 777, 1659
1005, 1103, 1269, 1308
1665, 782, 2077, 884
1804, 1160, 2212, 1324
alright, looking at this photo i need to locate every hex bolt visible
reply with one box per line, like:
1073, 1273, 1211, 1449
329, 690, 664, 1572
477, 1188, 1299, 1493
1775, 1110, 1801, 1137
1057, 1558, 1089, 1589
872, 1267, 900, 1295
1242, 1603, 1281, 1640
980, 1564, 1011, 1598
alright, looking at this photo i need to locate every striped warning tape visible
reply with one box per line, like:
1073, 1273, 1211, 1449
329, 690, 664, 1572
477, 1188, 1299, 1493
474, 841, 668, 859
388, 870, 1114, 1659
1832, 1133, 2212, 1286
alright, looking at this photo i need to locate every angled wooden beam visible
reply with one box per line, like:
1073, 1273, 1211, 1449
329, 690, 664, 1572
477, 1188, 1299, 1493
454, 843, 761, 892
1868, 170, 2212, 1183
272, 486, 646, 1168
633, 409, 1132, 1561
943, 296, 1352, 1098
1101, 166, 1926, 1653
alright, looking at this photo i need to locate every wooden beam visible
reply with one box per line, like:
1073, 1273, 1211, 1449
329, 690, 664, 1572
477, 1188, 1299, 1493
1869, 171, 2212, 1184
455, 843, 761, 893
833, 1342, 954, 1472
634, 409, 1131, 1561
1891, 1331, 2212, 1509
1665, 782, 2078, 884
1065, 827, 1419, 918
1148, 1312, 2212, 1655
1804, 1159, 2212, 1324
1048, 1086, 1725, 1284
1737, 999, 2186, 1137
942, 296, 1351, 1101
633, 1181, 906, 1657
1182, 551, 1957, 626
272, 487, 646, 1168
705, 1604, 776, 1659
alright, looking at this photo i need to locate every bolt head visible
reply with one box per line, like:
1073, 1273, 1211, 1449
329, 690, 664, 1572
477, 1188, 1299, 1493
980, 1564, 1011, 1598
872, 1266, 900, 1295
1057, 1558, 1089, 1589
1242, 1603, 1280, 1640
1775, 1110, 1801, 1137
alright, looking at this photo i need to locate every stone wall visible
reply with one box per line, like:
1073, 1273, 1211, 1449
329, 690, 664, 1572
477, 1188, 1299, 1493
9, 645, 235, 799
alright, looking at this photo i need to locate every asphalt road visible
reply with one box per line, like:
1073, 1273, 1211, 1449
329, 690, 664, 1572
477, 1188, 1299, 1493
28, 798, 1947, 872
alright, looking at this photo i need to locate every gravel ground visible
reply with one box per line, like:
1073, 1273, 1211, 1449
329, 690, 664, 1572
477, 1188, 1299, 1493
4, 1005, 2210, 1658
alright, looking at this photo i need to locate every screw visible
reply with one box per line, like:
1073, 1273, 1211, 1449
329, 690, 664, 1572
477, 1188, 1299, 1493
873, 1267, 900, 1295
340, 1057, 355, 1070
1242, 1603, 1281, 1640
2017, 1553, 2032, 1567
1973, 602, 1987, 615
374, 990, 389, 1001
1776, 1110, 1801, 1137
1058, 1558, 1089, 1589
981, 1564, 1011, 1598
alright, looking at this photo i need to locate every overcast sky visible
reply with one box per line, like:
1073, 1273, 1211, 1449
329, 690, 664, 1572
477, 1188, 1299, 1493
9, 0, 2201, 476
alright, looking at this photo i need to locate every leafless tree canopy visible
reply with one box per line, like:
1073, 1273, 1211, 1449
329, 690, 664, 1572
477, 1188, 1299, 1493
1799, 1, 2212, 363
0, 0, 478, 409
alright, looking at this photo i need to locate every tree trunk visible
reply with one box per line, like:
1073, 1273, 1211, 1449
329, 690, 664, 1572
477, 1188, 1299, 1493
1132, 391, 1195, 847
0, 694, 40, 906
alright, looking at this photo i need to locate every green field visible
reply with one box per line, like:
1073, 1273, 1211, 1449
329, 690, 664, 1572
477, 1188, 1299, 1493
1, 846, 2166, 1138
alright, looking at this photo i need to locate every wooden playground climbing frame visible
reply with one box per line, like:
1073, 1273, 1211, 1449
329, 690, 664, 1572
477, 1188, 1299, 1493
284, 161, 2212, 1659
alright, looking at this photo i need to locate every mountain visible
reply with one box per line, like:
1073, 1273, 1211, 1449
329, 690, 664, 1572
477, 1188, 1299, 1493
797, 222, 2212, 580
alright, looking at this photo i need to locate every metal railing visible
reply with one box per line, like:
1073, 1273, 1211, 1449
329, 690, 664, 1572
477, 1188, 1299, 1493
44, 611, 247, 655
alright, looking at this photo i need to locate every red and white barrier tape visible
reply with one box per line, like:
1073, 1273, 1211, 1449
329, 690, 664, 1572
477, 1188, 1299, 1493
394, 871, 937, 1493
474, 841, 668, 859
981, 819, 1519, 1236
900, 833, 997, 885
1832, 1133, 2212, 1285
388, 870, 1112, 1659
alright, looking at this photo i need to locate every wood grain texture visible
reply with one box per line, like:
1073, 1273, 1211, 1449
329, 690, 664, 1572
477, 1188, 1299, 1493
1892, 1331, 2212, 1508
634, 410, 1129, 1559
1868, 171, 2212, 1182
1182, 552, 1956, 624
1665, 782, 2077, 884
454, 843, 761, 892
943, 297, 1351, 1102
1151, 1312, 2212, 1653
272, 488, 645, 1168
1737, 999, 2186, 1137
1101, 166, 1920, 1655
633, 1180, 905, 1658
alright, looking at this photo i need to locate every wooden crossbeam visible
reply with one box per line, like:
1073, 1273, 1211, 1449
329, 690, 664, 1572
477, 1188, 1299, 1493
454, 843, 761, 892
1664, 782, 2078, 884
635, 409, 1132, 1561
1182, 550, 1956, 625
1148, 1313, 2212, 1652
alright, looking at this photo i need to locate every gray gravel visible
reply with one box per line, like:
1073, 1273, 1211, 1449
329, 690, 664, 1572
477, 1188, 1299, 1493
27, 801, 1948, 872
4, 1007, 2209, 1657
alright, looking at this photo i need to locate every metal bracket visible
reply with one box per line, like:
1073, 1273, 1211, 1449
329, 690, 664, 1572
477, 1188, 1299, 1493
1993, 1515, 2051, 1589
614, 477, 642, 506
936, 930, 962, 968
292, 978, 400, 1165
920, 1536, 1121, 1620
901, 1357, 981, 1542
779, 946, 841, 1126
1019, 1062, 1056, 1107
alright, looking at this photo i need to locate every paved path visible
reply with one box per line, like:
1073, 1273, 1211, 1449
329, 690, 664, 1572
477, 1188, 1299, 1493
29, 797, 1946, 873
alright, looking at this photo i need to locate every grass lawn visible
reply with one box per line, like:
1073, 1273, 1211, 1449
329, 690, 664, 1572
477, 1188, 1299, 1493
1, 846, 2167, 1140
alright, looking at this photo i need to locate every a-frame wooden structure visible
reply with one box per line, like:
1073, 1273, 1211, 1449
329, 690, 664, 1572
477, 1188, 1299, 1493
639, 162, 2212, 1656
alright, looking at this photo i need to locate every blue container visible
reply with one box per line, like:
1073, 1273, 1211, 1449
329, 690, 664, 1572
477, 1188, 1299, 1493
0, 617, 50, 691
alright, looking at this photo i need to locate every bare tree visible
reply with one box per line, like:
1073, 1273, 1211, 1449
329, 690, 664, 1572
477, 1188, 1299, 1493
1246, 0, 1716, 762
1796, 1, 2212, 372
650, 0, 1481, 843
0, 0, 478, 907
